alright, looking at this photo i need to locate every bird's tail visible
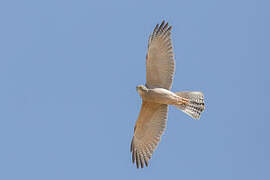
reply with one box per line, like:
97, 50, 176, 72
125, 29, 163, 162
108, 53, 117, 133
174, 91, 205, 119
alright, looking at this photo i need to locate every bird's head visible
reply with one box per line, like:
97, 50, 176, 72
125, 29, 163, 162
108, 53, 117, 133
136, 85, 148, 96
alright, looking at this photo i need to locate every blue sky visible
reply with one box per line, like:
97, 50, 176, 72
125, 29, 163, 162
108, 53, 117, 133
0, 0, 269, 179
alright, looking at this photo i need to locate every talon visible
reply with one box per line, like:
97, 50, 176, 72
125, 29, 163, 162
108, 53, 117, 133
178, 97, 189, 105
184, 98, 189, 105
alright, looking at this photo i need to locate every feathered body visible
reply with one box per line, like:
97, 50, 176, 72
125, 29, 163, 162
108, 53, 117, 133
137, 85, 187, 105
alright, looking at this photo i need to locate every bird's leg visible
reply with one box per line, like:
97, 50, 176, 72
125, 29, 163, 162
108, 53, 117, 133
176, 97, 189, 105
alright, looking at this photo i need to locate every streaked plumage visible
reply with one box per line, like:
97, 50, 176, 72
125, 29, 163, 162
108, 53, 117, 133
131, 21, 205, 168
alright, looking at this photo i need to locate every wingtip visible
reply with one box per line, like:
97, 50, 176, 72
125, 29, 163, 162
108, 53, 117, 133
160, 20, 165, 27
130, 138, 134, 152
136, 152, 140, 168
132, 150, 135, 163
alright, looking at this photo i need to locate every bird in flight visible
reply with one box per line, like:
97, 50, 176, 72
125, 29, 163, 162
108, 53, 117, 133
130, 21, 205, 168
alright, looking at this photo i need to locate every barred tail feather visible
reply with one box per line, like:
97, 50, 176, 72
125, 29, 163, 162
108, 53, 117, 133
175, 91, 205, 119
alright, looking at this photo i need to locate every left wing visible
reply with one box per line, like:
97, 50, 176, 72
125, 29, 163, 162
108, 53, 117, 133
131, 101, 168, 168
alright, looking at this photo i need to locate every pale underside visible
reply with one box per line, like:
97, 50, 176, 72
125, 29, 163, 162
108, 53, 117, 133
131, 21, 175, 168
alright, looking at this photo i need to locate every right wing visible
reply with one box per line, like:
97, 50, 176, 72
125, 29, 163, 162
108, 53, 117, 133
146, 21, 175, 90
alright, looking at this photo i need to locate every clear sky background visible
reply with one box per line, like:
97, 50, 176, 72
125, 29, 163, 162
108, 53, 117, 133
0, 0, 269, 179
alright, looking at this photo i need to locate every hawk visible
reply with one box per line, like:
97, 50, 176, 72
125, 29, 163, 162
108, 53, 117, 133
130, 21, 205, 168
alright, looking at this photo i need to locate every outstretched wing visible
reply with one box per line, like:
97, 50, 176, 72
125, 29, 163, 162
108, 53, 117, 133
131, 101, 168, 168
146, 21, 175, 90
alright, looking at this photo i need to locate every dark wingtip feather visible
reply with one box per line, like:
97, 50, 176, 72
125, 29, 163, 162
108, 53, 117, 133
132, 150, 135, 164
161, 20, 165, 26
136, 152, 140, 168
153, 24, 159, 33
139, 155, 144, 168
163, 22, 169, 30
157, 21, 165, 34
144, 158, 149, 167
